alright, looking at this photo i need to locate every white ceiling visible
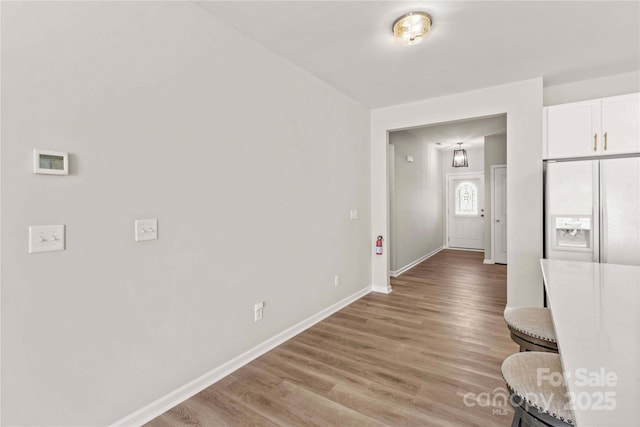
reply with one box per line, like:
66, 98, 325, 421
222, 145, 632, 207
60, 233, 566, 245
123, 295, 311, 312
197, 1, 640, 108
399, 114, 506, 150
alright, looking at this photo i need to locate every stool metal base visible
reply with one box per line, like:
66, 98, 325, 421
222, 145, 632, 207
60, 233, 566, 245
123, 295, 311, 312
509, 393, 573, 427
508, 326, 558, 353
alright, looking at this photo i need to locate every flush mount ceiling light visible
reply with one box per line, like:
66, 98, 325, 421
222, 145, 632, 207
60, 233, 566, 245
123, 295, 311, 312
452, 143, 469, 168
392, 12, 433, 46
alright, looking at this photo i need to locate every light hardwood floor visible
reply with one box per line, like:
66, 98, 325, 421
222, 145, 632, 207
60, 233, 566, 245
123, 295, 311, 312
148, 249, 518, 426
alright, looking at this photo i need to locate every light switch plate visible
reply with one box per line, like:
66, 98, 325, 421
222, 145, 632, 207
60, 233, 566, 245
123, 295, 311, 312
350, 209, 358, 220
29, 225, 65, 254
135, 219, 158, 242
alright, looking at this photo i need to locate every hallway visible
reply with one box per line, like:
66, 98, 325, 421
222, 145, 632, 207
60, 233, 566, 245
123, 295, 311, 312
149, 250, 517, 426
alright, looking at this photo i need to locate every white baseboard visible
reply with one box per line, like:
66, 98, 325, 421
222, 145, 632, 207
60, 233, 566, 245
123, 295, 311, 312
483, 259, 495, 264
110, 285, 372, 427
446, 247, 485, 253
389, 246, 443, 277
371, 284, 392, 294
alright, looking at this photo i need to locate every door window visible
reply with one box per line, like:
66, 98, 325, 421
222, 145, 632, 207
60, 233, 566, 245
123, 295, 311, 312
455, 182, 478, 215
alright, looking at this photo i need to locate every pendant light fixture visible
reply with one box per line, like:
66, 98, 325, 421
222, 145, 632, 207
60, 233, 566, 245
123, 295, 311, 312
392, 12, 433, 46
452, 143, 469, 168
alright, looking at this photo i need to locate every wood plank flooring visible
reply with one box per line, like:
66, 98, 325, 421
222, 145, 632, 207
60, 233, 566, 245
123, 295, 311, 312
147, 250, 518, 426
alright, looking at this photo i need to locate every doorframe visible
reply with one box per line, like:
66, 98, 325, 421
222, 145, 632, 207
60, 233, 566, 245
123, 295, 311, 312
491, 164, 507, 264
387, 143, 396, 273
371, 79, 543, 306
445, 171, 485, 250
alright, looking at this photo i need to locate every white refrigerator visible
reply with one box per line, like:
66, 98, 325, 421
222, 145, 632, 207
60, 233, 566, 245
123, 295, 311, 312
544, 155, 640, 266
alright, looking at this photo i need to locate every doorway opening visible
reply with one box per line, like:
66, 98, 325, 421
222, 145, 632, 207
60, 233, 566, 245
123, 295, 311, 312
387, 114, 507, 278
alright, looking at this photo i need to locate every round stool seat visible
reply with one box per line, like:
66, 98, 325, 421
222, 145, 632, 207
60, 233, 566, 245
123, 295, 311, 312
502, 352, 574, 426
504, 307, 558, 352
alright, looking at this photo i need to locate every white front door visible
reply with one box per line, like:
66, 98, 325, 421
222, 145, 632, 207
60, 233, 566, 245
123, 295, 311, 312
448, 174, 484, 250
493, 166, 507, 264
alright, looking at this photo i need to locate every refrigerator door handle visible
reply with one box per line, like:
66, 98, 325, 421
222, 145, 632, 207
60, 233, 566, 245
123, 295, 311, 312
601, 206, 607, 263
599, 160, 606, 264
593, 160, 601, 263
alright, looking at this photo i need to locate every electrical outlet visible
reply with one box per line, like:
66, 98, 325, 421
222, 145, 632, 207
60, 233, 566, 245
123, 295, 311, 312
254, 302, 264, 322
334, 275, 340, 287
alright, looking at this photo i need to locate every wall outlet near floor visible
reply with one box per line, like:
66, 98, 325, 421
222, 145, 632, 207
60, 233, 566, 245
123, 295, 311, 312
254, 302, 264, 322
334, 275, 340, 287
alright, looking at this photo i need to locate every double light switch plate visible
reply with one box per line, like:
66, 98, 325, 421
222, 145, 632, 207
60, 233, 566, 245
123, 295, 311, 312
29, 225, 65, 254
135, 219, 158, 242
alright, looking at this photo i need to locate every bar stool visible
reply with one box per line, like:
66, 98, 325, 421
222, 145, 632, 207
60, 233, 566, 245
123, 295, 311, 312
504, 307, 558, 353
502, 352, 574, 426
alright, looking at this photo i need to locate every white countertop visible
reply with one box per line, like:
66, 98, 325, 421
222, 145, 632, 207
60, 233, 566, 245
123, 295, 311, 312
540, 259, 640, 427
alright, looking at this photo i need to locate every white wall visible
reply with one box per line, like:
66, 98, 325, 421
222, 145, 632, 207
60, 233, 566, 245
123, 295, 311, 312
483, 135, 507, 260
1, 2, 371, 425
388, 132, 442, 273
371, 78, 544, 306
544, 71, 640, 106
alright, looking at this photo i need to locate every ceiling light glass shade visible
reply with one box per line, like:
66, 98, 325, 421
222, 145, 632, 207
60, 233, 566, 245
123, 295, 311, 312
392, 12, 432, 46
452, 144, 469, 168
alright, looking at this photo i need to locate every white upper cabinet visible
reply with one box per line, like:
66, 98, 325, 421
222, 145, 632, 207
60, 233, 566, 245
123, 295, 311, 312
545, 93, 640, 159
546, 99, 601, 158
601, 94, 640, 155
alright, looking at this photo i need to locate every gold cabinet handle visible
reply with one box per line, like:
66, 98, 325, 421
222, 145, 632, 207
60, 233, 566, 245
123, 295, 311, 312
604, 132, 608, 151
594, 133, 598, 151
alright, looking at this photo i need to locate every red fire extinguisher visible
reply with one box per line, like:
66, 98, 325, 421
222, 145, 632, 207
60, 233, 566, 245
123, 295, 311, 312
375, 235, 384, 255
